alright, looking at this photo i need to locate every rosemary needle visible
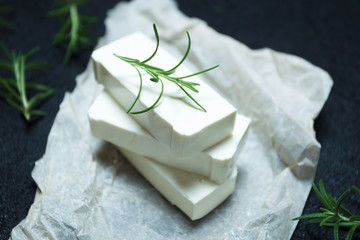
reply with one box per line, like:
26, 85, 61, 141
0, 0, 16, 30
0, 43, 54, 121
293, 180, 360, 240
114, 24, 219, 114
49, 0, 96, 63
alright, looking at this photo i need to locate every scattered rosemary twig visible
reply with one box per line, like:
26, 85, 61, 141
49, 0, 96, 63
114, 24, 219, 114
0, 0, 16, 30
0, 43, 54, 121
293, 180, 360, 240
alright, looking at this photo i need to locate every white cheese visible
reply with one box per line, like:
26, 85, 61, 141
89, 91, 250, 184
118, 147, 238, 220
91, 32, 237, 157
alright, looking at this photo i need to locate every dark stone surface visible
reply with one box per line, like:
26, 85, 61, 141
0, 0, 359, 239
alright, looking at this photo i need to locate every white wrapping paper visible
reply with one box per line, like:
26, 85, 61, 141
10, 0, 333, 239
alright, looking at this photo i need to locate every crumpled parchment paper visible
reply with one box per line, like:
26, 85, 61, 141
10, 0, 333, 239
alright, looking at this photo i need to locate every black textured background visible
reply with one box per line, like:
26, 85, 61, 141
0, 0, 359, 239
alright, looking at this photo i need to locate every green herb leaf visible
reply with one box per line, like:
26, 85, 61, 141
49, 0, 96, 63
352, 186, 360, 195
346, 224, 360, 240
0, 0, 16, 30
0, 43, 54, 121
113, 24, 219, 114
293, 180, 360, 240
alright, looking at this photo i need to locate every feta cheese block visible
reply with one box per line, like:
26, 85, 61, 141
89, 91, 250, 184
118, 147, 238, 220
92, 32, 237, 158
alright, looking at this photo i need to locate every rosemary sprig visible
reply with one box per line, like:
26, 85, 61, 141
0, 0, 16, 30
49, 0, 96, 63
0, 43, 54, 121
293, 180, 360, 240
114, 24, 219, 114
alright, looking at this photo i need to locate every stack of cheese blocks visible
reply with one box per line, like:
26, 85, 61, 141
88, 32, 251, 220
